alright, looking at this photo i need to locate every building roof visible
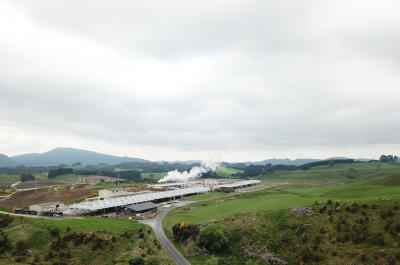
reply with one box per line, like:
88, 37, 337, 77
126, 202, 159, 212
36, 202, 63, 207
108, 188, 125, 191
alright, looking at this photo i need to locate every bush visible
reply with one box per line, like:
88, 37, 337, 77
327, 199, 332, 205
20, 172, 35, 182
66, 227, 71, 232
49, 228, 59, 237
112, 236, 116, 243
15, 240, 26, 253
45, 251, 54, 261
196, 224, 228, 252
139, 233, 144, 238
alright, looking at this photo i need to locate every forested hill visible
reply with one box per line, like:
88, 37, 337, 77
10, 147, 150, 166
0, 154, 17, 167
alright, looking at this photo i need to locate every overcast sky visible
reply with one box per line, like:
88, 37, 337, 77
1, 0, 400, 162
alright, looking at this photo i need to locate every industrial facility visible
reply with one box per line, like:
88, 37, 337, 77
70, 187, 210, 215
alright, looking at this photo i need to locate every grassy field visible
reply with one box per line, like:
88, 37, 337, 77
256, 162, 400, 183
165, 181, 400, 265
141, 172, 168, 179
216, 168, 244, 178
187, 192, 238, 201
0, 174, 19, 182
84, 183, 125, 190
165, 183, 400, 225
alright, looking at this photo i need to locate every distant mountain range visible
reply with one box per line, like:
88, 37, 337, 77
0, 147, 150, 167
0, 147, 372, 168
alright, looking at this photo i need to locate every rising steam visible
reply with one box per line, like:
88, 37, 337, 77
158, 160, 221, 183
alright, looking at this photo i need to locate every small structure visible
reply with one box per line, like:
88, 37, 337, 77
30, 202, 64, 212
123, 202, 160, 215
99, 188, 126, 198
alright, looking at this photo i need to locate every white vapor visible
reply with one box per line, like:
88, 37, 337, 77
158, 160, 221, 183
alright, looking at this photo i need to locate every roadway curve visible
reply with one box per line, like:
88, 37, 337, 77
140, 201, 193, 265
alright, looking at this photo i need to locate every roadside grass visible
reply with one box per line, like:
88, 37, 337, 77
0, 206, 12, 212
187, 192, 239, 201
216, 168, 244, 178
0, 174, 20, 182
246, 185, 272, 191
141, 172, 168, 179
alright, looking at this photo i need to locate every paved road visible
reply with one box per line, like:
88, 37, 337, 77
140, 201, 194, 265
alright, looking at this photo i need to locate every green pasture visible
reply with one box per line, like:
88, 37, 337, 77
187, 192, 239, 201
141, 172, 168, 179
166, 193, 316, 225
0, 174, 19, 182
84, 183, 123, 190
49, 174, 86, 181
216, 168, 244, 178
257, 162, 400, 183
24, 216, 143, 233
288, 183, 400, 201
166, 183, 400, 225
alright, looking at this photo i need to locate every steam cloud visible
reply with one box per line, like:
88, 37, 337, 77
158, 160, 221, 183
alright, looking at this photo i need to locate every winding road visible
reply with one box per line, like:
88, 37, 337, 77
140, 201, 194, 265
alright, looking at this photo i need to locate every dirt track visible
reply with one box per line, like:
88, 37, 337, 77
0, 188, 92, 207
16, 181, 66, 189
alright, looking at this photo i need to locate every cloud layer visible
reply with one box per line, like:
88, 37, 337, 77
1, 0, 400, 161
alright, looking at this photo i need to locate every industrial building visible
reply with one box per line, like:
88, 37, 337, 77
217, 180, 260, 189
70, 187, 210, 215
120, 202, 160, 216
30, 202, 64, 212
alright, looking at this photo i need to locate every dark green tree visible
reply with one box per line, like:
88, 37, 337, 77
196, 224, 227, 252
20, 172, 35, 182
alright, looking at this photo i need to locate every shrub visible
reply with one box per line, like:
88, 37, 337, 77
395, 251, 400, 261
33, 254, 40, 262
335, 201, 340, 208
315, 201, 319, 206
49, 228, 59, 237
15, 240, 26, 253
147, 230, 151, 235
45, 251, 54, 261
112, 236, 116, 243
372, 204, 377, 209
196, 224, 228, 252
139, 233, 144, 238
362, 203, 368, 209
387, 208, 394, 218
361, 254, 366, 262
327, 199, 332, 205
66, 227, 71, 232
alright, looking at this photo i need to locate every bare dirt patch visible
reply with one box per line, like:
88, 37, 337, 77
0, 188, 92, 207
16, 181, 66, 189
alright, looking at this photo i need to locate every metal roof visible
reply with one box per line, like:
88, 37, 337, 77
218, 180, 260, 188
126, 202, 159, 211
70, 187, 210, 211
36, 202, 63, 207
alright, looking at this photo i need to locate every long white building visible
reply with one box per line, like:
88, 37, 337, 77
70, 187, 209, 215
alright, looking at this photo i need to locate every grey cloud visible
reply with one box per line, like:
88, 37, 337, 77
1, 0, 400, 160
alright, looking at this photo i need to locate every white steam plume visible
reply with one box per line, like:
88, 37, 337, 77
158, 160, 221, 183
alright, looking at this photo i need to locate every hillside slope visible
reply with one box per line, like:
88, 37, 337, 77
11, 147, 150, 166
0, 154, 16, 167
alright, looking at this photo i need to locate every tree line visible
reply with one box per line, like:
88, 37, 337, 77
48, 168, 74, 179
74, 169, 141, 180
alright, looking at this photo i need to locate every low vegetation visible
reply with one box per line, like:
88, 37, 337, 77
0, 214, 173, 264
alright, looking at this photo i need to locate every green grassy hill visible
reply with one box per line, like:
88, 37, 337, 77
256, 162, 400, 184
216, 168, 244, 178
0, 214, 173, 264
165, 183, 400, 265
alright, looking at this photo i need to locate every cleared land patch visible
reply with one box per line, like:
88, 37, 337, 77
0, 188, 93, 207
